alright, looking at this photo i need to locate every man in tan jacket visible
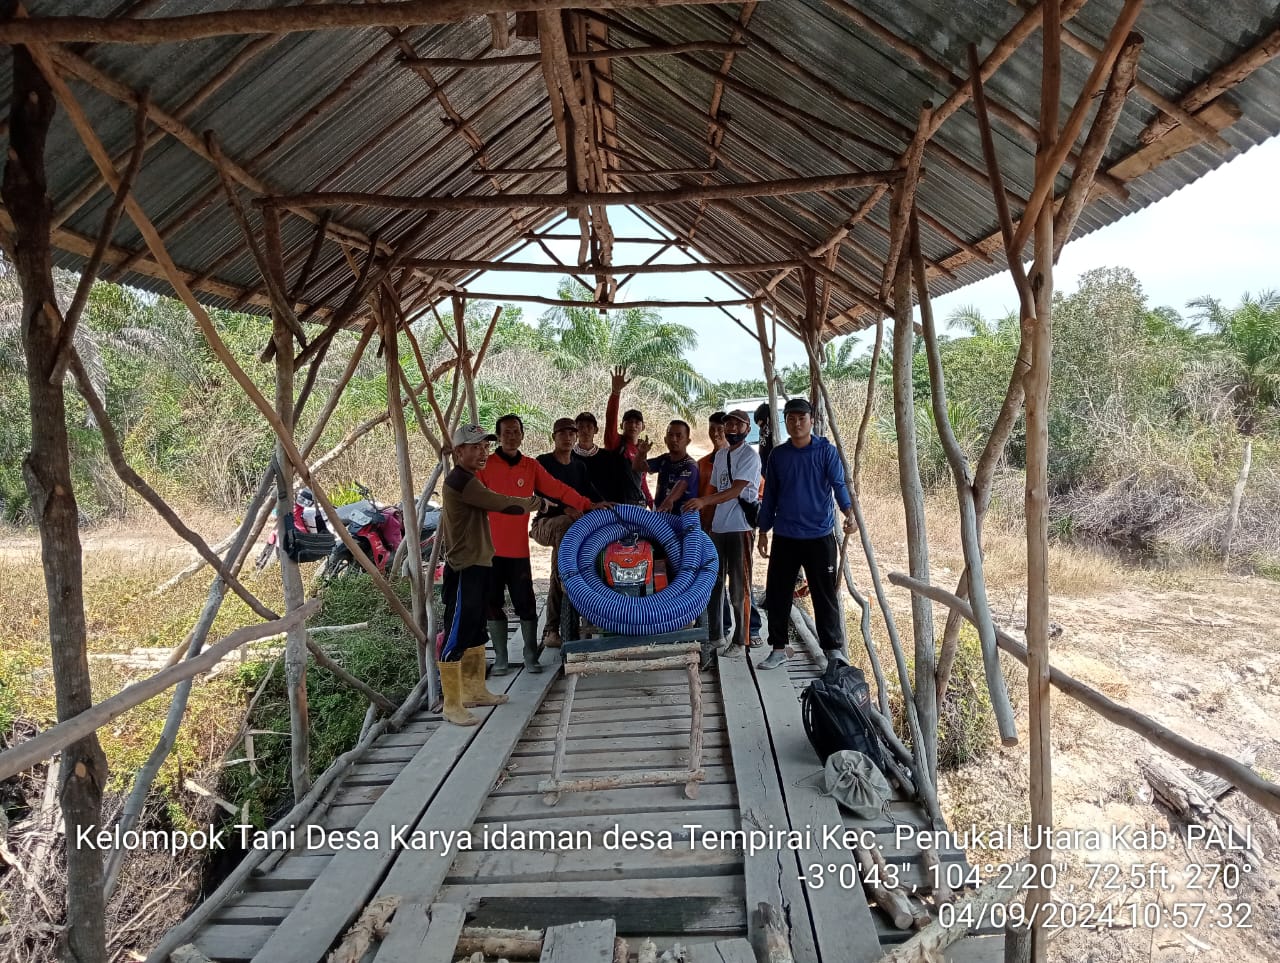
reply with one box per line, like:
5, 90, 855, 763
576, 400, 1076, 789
438, 425, 545, 726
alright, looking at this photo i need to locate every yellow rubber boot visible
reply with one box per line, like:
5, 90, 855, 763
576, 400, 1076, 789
461, 647, 509, 707
439, 660, 478, 727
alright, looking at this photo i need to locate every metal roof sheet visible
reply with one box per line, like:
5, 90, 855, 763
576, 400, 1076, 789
3, 0, 1278, 336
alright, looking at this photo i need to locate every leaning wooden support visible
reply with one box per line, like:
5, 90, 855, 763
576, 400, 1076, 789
144, 669, 434, 963
31, 50, 428, 651
911, 215, 1017, 745
890, 572, 1280, 817
888, 237, 938, 780
0, 602, 320, 782
305, 637, 397, 714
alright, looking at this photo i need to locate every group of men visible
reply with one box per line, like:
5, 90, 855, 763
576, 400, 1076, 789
434, 367, 855, 728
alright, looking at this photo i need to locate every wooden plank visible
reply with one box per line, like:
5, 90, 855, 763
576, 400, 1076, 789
515, 730, 729, 754
374, 665, 561, 903
540, 919, 616, 962
249, 673, 522, 963
753, 661, 884, 962
374, 902, 464, 963
477, 781, 737, 821
470, 808, 740, 842
523, 716, 724, 740
716, 651, 818, 962
508, 745, 728, 775
442, 876, 745, 933
711, 938, 758, 963
531, 703, 724, 725
362, 744, 423, 763
572, 668, 704, 690
491, 766, 732, 797
193, 923, 272, 962
446, 837, 742, 883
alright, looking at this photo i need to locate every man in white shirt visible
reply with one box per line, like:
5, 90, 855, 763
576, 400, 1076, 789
685, 409, 760, 666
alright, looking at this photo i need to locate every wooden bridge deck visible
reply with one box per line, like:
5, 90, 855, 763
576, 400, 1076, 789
174, 638, 1002, 963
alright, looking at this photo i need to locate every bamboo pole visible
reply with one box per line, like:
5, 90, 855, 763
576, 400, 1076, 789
0, 602, 320, 782
264, 169, 904, 212
889, 574, 1280, 814
910, 214, 1017, 745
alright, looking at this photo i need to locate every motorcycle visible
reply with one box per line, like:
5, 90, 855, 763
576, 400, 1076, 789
321, 482, 442, 581
254, 488, 334, 572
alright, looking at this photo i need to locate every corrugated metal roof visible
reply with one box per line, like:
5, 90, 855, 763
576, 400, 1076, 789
3, 0, 1278, 337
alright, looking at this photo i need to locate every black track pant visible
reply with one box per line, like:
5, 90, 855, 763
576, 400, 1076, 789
442, 564, 491, 662
765, 534, 842, 652
485, 554, 537, 621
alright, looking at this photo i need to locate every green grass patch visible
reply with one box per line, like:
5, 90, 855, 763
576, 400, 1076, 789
222, 572, 420, 824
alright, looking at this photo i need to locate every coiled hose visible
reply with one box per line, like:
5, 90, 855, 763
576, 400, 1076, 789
558, 504, 718, 636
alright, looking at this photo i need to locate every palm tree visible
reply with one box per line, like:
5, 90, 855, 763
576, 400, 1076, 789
539, 278, 710, 412
1187, 290, 1280, 564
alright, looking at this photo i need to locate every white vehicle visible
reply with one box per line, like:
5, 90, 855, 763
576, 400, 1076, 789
722, 396, 786, 448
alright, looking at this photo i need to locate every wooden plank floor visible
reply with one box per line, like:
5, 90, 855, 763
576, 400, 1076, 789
170, 633, 1002, 963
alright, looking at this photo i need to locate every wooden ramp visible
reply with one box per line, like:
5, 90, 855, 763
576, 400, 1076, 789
170, 642, 1002, 963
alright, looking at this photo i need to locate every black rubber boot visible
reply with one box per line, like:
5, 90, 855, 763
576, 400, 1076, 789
521, 619, 542, 673
487, 620, 509, 676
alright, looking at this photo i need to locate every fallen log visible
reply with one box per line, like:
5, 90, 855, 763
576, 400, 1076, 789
1137, 757, 1265, 863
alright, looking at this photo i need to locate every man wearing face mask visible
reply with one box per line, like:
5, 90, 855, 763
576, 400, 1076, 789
478, 414, 595, 674
685, 409, 760, 666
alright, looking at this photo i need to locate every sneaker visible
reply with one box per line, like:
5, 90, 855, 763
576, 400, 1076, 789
757, 649, 789, 670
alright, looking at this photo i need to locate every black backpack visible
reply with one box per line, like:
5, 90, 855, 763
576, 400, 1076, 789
801, 661, 892, 775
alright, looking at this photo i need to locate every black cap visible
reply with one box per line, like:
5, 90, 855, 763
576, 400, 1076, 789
622, 408, 644, 423
754, 403, 771, 424
783, 397, 813, 415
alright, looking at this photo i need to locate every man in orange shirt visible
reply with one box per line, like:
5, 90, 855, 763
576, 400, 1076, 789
478, 414, 596, 674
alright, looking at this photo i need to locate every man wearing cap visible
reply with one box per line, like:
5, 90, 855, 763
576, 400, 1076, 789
755, 398, 857, 670
604, 365, 653, 507
573, 411, 645, 506
685, 408, 760, 666
439, 425, 546, 726
478, 414, 596, 675
533, 418, 603, 648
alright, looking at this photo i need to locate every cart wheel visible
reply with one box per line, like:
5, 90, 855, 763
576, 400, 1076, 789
560, 598, 581, 643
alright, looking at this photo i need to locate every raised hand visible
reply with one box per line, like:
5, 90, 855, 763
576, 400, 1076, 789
610, 365, 631, 394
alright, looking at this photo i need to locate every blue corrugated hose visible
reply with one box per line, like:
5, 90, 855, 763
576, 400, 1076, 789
558, 504, 719, 635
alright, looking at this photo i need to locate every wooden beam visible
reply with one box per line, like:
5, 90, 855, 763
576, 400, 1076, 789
432, 291, 759, 310
1012, 0, 1147, 254
47, 43, 382, 253
265, 169, 904, 211
402, 39, 746, 69
397, 257, 800, 275
0, 0, 740, 44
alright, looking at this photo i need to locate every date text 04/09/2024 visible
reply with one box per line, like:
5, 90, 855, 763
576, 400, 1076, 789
941, 898, 1253, 931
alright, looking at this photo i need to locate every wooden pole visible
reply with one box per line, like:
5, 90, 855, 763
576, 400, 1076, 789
0, 602, 319, 782
890, 573, 1280, 815
264, 169, 904, 212
910, 213, 1017, 745
452, 295, 479, 423
2, 40, 108, 963
0, 0, 744, 44
32, 53, 426, 648
1026, 5, 1061, 957
403, 39, 746, 69
381, 290, 429, 677
889, 224, 938, 782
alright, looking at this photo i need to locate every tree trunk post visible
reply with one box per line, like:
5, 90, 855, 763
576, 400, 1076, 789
273, 288, 312, 803
3, 41, 109, 963
889, 226, 938, 781
1223, 438, 1252, 569
1025, 4, 1062, 957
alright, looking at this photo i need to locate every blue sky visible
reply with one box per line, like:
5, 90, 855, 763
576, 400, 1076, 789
474, 136, 1279, 382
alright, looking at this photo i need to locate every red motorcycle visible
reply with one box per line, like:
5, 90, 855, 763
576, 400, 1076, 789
321, 483, 441, 581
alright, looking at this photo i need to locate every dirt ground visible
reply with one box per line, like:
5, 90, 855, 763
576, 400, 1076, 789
10, 492, 1280, 961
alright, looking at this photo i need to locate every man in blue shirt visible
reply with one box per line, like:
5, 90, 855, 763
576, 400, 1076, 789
633, 420, 700, 513
755, 398, 857, 669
